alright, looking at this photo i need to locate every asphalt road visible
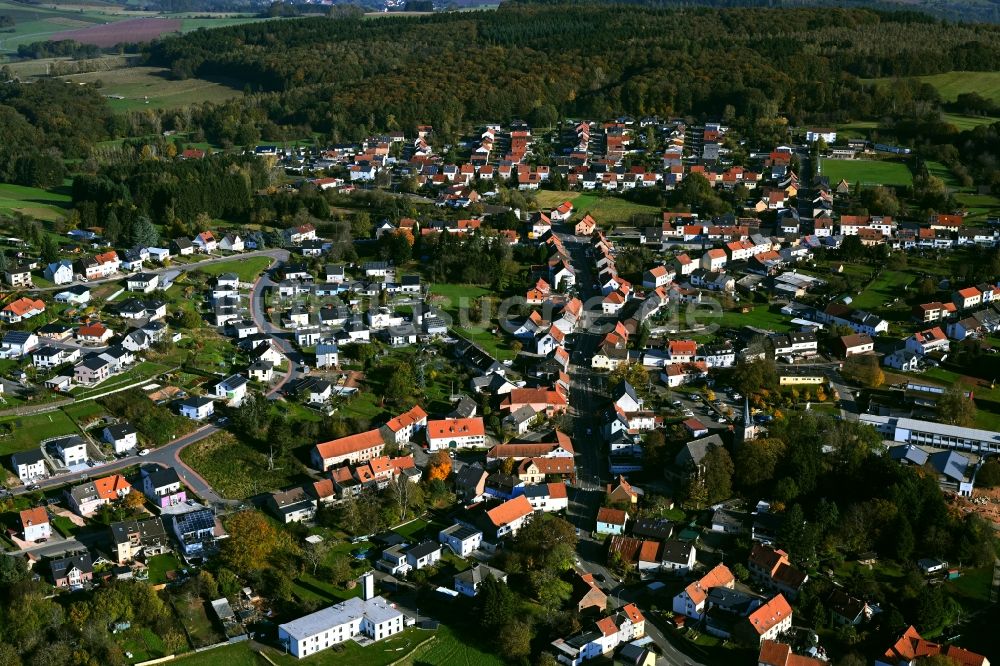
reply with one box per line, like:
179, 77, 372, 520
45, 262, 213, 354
28, 248, 291, 293
248, 251, 302, 398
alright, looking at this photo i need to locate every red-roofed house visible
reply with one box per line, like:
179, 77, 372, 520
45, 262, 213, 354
905, 327, 950, 356
500, 387, 568, 417
953, 286, 982, 311
758, 640, 825, 666
485, 495, 533, 538
575, 215, 596, 236
673, 563, 735, 619
1, 297, 45, 323
596, 507, 628, 535
877, 625, 990, 666
426, 418, 487, 451
20, 506, 50, 542
668, 339, 698, 364
192, 231, 217, 253
551, 201, 574, 222
741, 594, 793, 645
643, 265, 674, 290
700, 248, 728, 271
379, 405, 428, 445
524, 481, 568, 512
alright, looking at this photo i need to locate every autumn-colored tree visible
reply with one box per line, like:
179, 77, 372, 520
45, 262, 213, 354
221, 510, 285, 573
426, 450, 452, 481
121, 490, 146, 510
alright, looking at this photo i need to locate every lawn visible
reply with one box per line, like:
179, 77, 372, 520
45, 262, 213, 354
534, 190, 660, 225
400, 625, 505, 666
70, 361, 173, 400
178, 430, 309, 499
146, 553, 182, 585
0, 409, 81, 456
193, 257, 274, 283
0, 182, 71, 221
50, 514, 78, 537
118, 626, 170, 664
171, 592, 222, 648
169, 642, 262, 666
818, 158, 913, 187
61, 401, 108, 427
262, 627, 435, 666
714, 306, 793, 333
59, 66, 244, 113
850, 270, 914, 310
925, 160, 963, 191
290, 572, 362, 605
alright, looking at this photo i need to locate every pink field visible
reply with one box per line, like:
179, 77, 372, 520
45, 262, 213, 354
51, 17, 181, 47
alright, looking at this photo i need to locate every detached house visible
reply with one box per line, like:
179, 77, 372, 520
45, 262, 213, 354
748, 543, 808, 600
596, 507, 628, 535
426, 418, 487, 451
192, 231, 217, 253
673, 563, 735, 620
20, 506, 50, 542
141, 466, 186, 508
102, 423, 138, 454
50, 552, 94, 588
905, 327, 950, 356
1, 297, 45, 323
44, 260, 74, 285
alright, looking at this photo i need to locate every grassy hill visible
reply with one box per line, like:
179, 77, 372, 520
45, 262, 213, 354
864, 70, 1000, 104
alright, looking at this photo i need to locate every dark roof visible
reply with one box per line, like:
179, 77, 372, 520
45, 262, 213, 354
105, 423, 137, 439
407, 540, 441, 559
110, 517, 167, 546
50, 551, 93, 579
10, 449, 45, 466
143, 466, 181, 488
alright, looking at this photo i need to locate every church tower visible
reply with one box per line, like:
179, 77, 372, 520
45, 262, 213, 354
739, 397, 759, 444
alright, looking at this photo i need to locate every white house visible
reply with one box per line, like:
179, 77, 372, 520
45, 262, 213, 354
523, 482, 569, 512
316, 341, 339, 369
102, 423, 138, 454
219, 234, 244, 252
672, 564, 735, 620
20, 506, 51, 542
906, 327, 950, 356
192, 231, 217, 253
148, 247, 171, 263
2, 331, 38, 358
51, 435, 88, 467
426, 418, 486, 451
405, 541, 442, 570
126, 273, 159, 293
454, 563, 507, 597
10, 449, 47, 484
44, 260, 74, 285
212, 374, 248, 407
179, 396, 215, 420
439, 523, 483, 557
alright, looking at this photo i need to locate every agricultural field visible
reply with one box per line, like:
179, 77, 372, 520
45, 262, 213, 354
50, 16, 180, 46
862, 71, 1000, 104
940, 112, 1000, 131
59, 65, 243, 112
819, 158, 914, 187
0, 183, 71, 221
534, 190, 660, 225
954, 193, 1000, 223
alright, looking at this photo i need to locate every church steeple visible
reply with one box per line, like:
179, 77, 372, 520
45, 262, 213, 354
740, 397, 758, 444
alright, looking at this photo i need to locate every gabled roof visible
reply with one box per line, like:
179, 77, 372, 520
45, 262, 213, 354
315, 429, 384, 460
485, 495, 533, 528
747, 594, 792, 635
682, 563, 734, 606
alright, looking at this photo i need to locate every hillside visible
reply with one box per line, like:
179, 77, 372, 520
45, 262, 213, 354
142, 3, 1000, 143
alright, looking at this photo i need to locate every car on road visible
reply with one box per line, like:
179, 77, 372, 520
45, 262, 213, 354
138, 448, 150, 456
717, 417, 727, 423
216, 416, 229, 426
26, 484, 40, 491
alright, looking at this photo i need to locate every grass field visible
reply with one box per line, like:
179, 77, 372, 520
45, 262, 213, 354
170, 643, 263, 666
534, 190, 660, 225
179, 430, 309, 499
59, 66, 242, 112
955, 193, 1000, 223
889, 71, 1000, 103
0, 409, 81, 456
925, 160, 962, 190
850, 270, 914, 310
400, 625, 505, 666
941, 112, 1000, 131
0, 183, 71, 221
193, 256, 273, 282
819, 158, 913, 187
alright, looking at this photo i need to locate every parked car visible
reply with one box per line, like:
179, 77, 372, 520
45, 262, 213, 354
138, 448, 150, 456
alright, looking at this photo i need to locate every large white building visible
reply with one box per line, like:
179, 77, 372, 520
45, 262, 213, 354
860, 414, 1000, 455
277, 590, 405, 659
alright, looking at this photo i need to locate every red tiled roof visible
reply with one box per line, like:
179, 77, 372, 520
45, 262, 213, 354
315, 429, 385, 460
748, 594, 792, 635
486, 495, 533, 528
597, 507, 627, 525
94, 474, 131, 500
19, 506, 48, 529
683, 563, 734, 606
427, 418, 485, 440
383, 405, 428, 433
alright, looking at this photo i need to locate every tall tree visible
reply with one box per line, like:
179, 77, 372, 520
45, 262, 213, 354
936, 383, 976, 427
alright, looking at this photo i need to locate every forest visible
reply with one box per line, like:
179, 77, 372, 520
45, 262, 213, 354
140, 3, 1000, 144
